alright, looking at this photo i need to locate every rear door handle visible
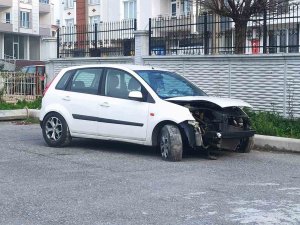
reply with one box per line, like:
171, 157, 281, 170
62, 96, 71, 101
99, 102, 110, 108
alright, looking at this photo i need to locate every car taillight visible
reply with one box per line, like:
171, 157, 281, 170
43, 78, 55, 96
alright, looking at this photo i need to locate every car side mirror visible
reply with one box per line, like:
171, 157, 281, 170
128, 91, 143, 101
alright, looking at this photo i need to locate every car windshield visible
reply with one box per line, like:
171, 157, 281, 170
135, 70, 207, 99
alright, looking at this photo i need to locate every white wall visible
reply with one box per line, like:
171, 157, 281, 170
40, 37, 57, 60
12, 0, 19, 33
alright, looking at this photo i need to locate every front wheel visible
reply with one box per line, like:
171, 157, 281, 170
42, 112, 72, 147
159, 125, 183, 161
236, 137, 254, 153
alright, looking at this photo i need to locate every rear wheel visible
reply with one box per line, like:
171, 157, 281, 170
42, 112, 72, 147
159, 125, 183, 161
236, 137, 254, 153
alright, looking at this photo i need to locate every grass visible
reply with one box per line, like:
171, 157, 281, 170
246, 109, 300, 139
0, 97, 42, 110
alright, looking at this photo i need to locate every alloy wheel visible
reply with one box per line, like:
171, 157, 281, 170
45, 116, 63, 141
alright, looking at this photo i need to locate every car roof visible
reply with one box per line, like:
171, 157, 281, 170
63, 64, 167, 72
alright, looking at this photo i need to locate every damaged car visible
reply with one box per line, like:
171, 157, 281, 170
40, 65, 255, 161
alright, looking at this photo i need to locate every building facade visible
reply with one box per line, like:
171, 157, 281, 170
59, 0, 195, 29
0, 0, 53, 61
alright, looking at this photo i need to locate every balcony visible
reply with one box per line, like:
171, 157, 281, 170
0, 0, 12, 8
39, 0, 50, 14
0, 20, 13, 32
39, 26, 51, 36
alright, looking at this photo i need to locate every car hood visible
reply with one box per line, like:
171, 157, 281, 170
166, 96, 252, 108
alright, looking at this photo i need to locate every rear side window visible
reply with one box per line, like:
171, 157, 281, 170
70, 68, 102, 95
56, 70, 73, 90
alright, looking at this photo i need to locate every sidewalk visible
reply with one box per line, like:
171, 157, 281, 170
0, 109, 299, 153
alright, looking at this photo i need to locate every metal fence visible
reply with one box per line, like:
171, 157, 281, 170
149, 3, 300, 56
0, 72, 44, 102
57, 19, 137, 58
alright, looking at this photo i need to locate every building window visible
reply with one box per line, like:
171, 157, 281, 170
124, 0, 136, 19
65, 19, 75, 42
65, 18, 74, 27
39, 0, 49, 4
181, 0, 190, 16
89, 16, 100, 24
65, 0, 74, 9
20, 0, 31, 3
4, 34, 25, 60
88, 0, 100, 5
20, 11, 30, 28
5, 13, 11, 23
171, 0, 177, 17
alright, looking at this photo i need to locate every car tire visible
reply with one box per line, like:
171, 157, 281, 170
236, 137, 254, 153
42, 112, 72, 147
159, 124, 183, 161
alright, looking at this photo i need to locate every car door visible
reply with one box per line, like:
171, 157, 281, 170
97, 68, 150, 141
60, 68, 103, 135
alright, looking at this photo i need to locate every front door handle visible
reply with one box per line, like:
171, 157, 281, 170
99, 102, 110, 108
62, 96, 71, 101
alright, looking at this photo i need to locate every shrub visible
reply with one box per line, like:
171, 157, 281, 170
246, 110, 300, 139
0, 97, 42, 110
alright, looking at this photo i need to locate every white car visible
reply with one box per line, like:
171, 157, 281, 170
40, 64, 255, 161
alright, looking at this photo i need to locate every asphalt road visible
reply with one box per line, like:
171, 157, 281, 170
0, 122, 299, 225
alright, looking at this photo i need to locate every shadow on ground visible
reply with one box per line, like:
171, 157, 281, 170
63, 138, 236, 161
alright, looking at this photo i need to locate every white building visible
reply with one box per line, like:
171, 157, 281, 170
0, 0, 54, 61
59, 0, 195, 29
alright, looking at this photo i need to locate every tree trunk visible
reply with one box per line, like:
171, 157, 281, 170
234, 20, 248, 54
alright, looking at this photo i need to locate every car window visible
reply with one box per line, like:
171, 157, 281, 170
37, 66, 44, 75
56, 70, 73, 90
21, 67, 28, 73
70, 68, 102, 95
105, 69, 141, 99
27, 66, 36, 74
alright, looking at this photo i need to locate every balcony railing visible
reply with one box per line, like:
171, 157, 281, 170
0, 19, 12, 32
39, 26, 51, 36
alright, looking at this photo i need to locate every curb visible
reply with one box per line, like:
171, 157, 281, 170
0, 109, 40, 121
254, 134, 300, 154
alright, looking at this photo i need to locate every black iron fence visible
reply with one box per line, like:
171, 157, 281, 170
57, 19, 136, 58
149, 3, 300, 56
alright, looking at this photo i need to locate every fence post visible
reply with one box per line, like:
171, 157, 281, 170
134, 19, 137, 30
204, 12, 209, 55
263, 9, 267, 54
56, 28, 60, 58
94, 23, 98, 51
149, 18, 152, 56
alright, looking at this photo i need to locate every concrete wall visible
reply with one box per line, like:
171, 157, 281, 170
143, 54, 300, 118
40, 37, 56, 61
45, 56, 134, 80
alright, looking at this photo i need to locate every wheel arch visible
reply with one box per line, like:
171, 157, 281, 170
151, 120, 188, 147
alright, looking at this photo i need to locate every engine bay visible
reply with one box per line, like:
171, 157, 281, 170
170, 100, 254, 151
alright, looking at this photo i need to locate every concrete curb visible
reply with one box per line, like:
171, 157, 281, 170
0, 109, 40, 121
254, 134, 300, 153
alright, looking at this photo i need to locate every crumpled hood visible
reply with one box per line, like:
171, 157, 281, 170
166, 96, 252, 108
